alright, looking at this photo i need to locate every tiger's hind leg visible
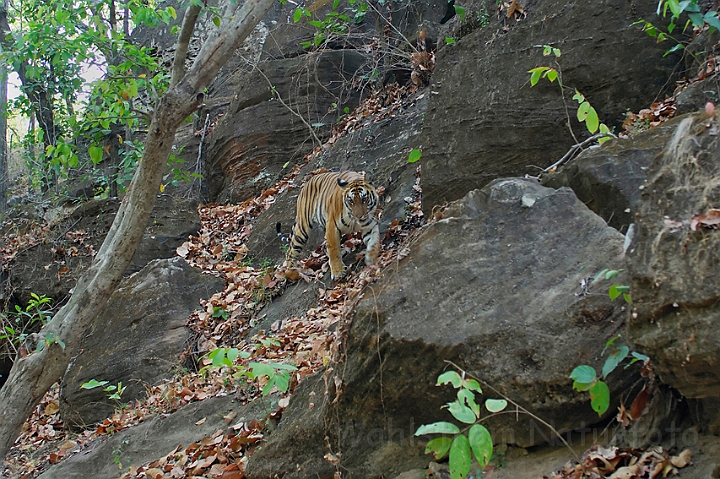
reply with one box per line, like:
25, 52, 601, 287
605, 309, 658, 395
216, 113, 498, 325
363, 224, 380, 266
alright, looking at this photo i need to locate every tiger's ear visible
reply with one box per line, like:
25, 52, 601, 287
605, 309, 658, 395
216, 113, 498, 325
337, 178, 349, 187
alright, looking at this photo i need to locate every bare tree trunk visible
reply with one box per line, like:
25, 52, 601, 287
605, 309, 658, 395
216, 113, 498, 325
0, 0, 7, 213
170, 4, 202, 88
0, 0, 276, 461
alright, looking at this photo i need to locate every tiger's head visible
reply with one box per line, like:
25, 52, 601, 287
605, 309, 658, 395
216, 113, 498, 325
338, 177, 378, 222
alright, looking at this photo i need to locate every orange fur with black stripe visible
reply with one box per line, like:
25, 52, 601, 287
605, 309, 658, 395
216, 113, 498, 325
277, 171, 380, 279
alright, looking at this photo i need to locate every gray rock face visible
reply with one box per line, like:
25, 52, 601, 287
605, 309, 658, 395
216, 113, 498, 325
58, 257, 224, 428
542, 118, 682, 233
247, 179, 634, 477
626, 113, 720, 405
421, 0, 680, 216
38, 395, 272, 479
204, 50, 368, 203
9, 195, 201, 308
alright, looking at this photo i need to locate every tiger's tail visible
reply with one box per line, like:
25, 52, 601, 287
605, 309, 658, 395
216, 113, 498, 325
276, 222, 290, 243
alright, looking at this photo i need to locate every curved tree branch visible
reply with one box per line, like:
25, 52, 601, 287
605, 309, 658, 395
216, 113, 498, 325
170, 4, 202, 88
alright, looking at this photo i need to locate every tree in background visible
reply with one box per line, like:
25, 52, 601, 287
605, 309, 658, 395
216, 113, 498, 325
0, 0, 176, 194
0, 0, 277, 461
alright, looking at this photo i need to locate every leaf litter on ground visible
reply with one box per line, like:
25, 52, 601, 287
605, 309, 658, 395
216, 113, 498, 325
1, 83, 426, 479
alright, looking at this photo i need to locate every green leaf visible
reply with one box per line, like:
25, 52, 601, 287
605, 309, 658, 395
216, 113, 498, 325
577, 101, 591, 122
545, 69, 558, 82
226, 348, 240, 363
449, 434, 472, 479
448, 401, 477, 424
457, 389, 480, 418
453, 5, 465, 20
704, 11, 720, 30
604, 269, 619, 280
293, 8, 303, 23
468, 424, 493, 467
528, 67, 549, 86
592, 268, 609, 284
88, 143, 105, 163
573, 381, 593, 392
585, 105, 599, 133
249, 362, 274, 378
631, 351, 649, 362
408, 148, 422, 163
589, 380, 610, 416
81, 379, 109, 389
485, 398, 508, 412
462, 378, 482, 393
274, 371, 290, 393
425, 436, 453, 460
663, 43, 684, 57
602, 345, 629, 378
667, 0, 681, 18
609, 284, 630, 301
212, 16, 220, 27
415, 421, 461, 436
570, 365, 596, 384
572, 90, 585, 103
272, 362, 297, 371
446, 37, 456, 45
68, 154, 79, 168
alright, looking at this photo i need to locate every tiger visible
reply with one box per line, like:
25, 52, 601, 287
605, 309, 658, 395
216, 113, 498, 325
276, 171, 380, 280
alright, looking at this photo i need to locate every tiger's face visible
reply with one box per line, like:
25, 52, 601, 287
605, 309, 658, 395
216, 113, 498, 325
341, 180, 377, 222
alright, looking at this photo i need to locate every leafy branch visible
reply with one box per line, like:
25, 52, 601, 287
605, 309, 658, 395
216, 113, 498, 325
571, 335, 649, 416
416, 362, 587, 478
634, 0, 720, 57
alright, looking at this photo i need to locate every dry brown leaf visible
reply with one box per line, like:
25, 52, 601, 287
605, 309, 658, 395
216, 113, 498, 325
670, 449, 692, 468
145, 468, 164, 479
650, 457, 669, 479
43, 400, 60, 415
630, 384, 650, 420
609, 464, 641, 479
690, 209, 720, 231
195, 417, 206, 426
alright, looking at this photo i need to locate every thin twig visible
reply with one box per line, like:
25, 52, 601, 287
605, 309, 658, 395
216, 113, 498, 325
190, 113, 211, 199
542, 132, 617, 173
54, 218, 82, 244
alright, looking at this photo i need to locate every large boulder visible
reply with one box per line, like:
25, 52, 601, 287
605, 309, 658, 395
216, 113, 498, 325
421, 0, 680, 216
9, 195, 201, 308
38, 395, 274, 479
626, 112, 720, 431
247, 178, 635, 478
58, 257, 224, 428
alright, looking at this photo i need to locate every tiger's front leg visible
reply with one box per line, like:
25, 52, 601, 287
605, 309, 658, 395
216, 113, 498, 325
325, 224, 345, 279
363, 224, 380, 266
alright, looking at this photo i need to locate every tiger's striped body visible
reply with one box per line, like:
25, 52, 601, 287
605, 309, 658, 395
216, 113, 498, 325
278, 171, 380, 279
